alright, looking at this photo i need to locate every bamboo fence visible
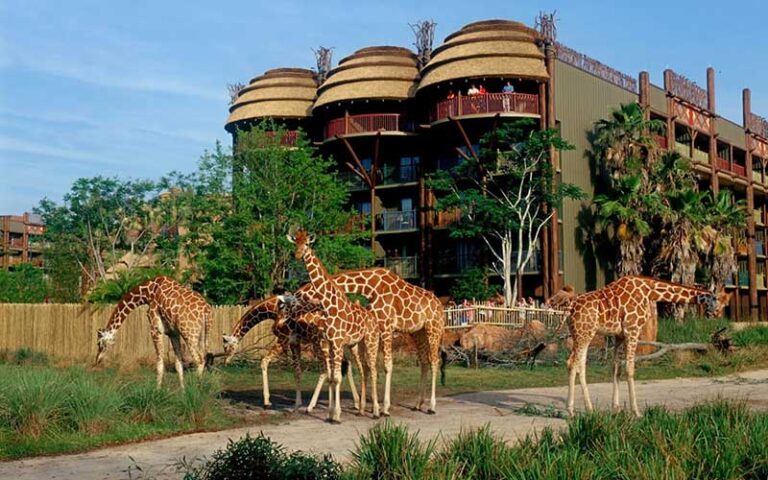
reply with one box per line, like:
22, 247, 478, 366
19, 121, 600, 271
0, 303, 275, 364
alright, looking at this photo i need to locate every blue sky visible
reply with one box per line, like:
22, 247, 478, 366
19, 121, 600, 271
1, 0, 766, 213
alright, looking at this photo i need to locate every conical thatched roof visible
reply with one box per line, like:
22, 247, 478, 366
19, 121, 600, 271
226, 68, 317, 128
418, 19, 548, 91
314, 46, 419, 109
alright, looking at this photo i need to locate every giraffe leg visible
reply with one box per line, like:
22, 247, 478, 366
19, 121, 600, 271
358, 350, 368, 415
380, 332, 393, 417
347, 345, 362, 412
290, 342, 303, 410
261, 343, 283, 409
625, 334, 641, 417
169, 336, 185, 389
364, 339, 380, 419
427, 330, 441, 414
612, 336, 625, 412
414, 331, 429, 411
149, 311, 165, 389
577, 344, 593, 412
328, 348, 343, 423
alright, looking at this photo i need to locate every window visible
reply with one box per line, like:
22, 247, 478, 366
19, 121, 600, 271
355, 202, 371, 215
400, 198, 413, 212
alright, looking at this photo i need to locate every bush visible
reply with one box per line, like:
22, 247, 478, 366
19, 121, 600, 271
120, 379, 175, 423
0, 368, 64, 437
348, 421, 434, 480
174, 375, 222, 428
61, 369, 122, 434
183, 433, 342, 480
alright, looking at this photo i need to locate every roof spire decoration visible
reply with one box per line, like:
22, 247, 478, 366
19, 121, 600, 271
227, 82, 245, 105
410, 19, 437, 69
313, 47, 334, 83
535, 11, 557, 46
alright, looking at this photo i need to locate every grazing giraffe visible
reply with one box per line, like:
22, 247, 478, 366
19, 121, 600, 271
287, 230, 380, 423
224, 267, 445, 415
565, 276, 721, 417
222, 295, 363, 410
95, 276, 211, 388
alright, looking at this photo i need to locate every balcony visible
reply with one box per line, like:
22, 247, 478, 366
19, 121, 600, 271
653, 134, 668, 150
376, 210, 417, 232
674, 141, 689, 158
754, 210, 764, 227
758, 273, 767, 290
338, 172, 368, 191
434, 253, 480, 275
431, 93, 539, 123
756, 240, 765, 257
692, 148, 708, 164
378, 164, 418, 185
324, 114, 412, 140
717, 157, 730, 171
377, 256, 419, 279
732, 163, 747, 177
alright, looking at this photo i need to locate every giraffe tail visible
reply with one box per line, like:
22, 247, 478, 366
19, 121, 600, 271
440, 347, 447, 386
202, 309, 212, 369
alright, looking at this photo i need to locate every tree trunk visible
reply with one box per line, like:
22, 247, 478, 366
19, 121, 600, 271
618, 236, 644, 277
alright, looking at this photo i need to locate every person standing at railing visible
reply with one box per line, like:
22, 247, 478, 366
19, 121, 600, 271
502, 81, 515, 112
446, 90, 456, 117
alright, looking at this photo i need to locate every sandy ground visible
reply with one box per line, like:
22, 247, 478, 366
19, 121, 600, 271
2, 369, 767, 479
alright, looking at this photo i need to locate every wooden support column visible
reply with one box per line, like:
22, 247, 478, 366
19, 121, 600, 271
708, 67, 720, 193
545, 42, 559, 298
639, 71, 650, 115
743, 88, 759, 320
341, 136, 376, 252
664, 70, 675, 155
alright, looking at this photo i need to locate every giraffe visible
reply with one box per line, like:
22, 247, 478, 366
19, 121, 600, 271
95, 275, 211, 388
224, 267, 445, 415
287, 230, 381, 423
222, 295, 363, 411
565, 276, 722, 417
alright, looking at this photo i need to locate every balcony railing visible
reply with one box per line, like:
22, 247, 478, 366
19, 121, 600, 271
754, 210, 764, 226
653, 134, 668, 150
732, 163, 747, 177
692, 148, 708, 164
756, 240, 765, 256
431, 93, 539, 123
758, 273, 767, 290
338, 172, 368, 191
379, 164, 418, 185
674, 141, 689, 158
324, 113, 412, 139
378, 256, 419, 279
264, 130, 299, 146
717, 157, 730, 171
434, 253, 480, 274
376, 210, 417, 232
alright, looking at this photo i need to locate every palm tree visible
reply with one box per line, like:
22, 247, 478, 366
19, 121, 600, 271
594, 175, 657, 276
593, 102, 665, 177
704, 192, 747, 290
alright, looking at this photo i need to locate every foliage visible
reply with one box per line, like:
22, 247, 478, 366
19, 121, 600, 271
86, 267, 174, 303
732, 325, 768, 347
182, 433, 342, 480
35, 176, 159, 293
184, 124, 372, 304
0, 264, 48, 303
348, 421, 436, 480
430, 119, 583, 304
449, 267, 499, 303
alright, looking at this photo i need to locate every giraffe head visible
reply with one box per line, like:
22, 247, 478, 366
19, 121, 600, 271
222, 333, 240, 365
94, 328, 116, 365
697, 287, 728, 318
274, 293, 295, 327
286, 229, 315, 260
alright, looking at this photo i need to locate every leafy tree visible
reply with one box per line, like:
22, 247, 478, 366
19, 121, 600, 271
87, 266, 174, 303
0, 264, 48, 303
430, 120, 584, 305
35, 177, 158, 294
703, 192, 747, 290
449, 267, 499, 303
187, 124, 372, 304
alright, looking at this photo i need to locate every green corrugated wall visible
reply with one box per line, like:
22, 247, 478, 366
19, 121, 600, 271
554, 59, 638, 293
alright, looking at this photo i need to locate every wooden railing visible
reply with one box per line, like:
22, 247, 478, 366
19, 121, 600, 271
444, 302, 567, 330
717, 157, 731, 171
378, 256, 419, 279
376, 210, 417, 231
264, 130, 299, 146
653, 134, 668, 150
732, 163, 747, 177
324, 113, 409, 139
431, 93, 539, 122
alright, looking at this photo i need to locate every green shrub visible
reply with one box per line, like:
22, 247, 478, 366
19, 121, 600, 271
182, 433, 342, 480
120, 379, 175, 423
0, 348, 50, 366
61, 369, 122, 434
348, 421, 434, 480
437, 425, 509, 480
174, 375, 222, 428
0, 368, 64, 437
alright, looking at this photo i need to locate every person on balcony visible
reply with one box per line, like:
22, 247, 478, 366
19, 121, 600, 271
502, 81, 515, 112
467, 84, 480, 113
446, 90, 456, 117
467, 84, 480, 95
478, 84, 487, 95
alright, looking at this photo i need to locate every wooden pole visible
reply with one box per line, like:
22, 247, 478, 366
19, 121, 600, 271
545, 43, 560, 297
743, 88, 759, 320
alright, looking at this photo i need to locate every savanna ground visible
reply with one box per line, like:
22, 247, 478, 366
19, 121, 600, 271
1, 317, 768, 476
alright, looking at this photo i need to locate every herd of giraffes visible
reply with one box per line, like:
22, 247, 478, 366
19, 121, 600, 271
94, 228, 726, 421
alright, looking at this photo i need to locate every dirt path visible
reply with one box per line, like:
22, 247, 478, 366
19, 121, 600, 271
3, 369, 768, 480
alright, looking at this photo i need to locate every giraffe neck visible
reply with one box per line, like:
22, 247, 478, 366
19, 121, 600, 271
104, 279, 156, 333
233, 298, 279, 338
302, 247, 344, 309
643, 279, 708, 304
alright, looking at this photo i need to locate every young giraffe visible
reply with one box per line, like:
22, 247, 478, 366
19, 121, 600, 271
95, 276, 211, 388
224, 268, 445, 415
222, 295, 363, 411
565, 276, 721, 417
287, 230, 381, 423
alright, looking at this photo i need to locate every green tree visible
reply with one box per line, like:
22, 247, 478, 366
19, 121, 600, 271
188, 124, 372, 304
430, 120, 584, 305
449, 267, 499, 303
0, 264, 48, 303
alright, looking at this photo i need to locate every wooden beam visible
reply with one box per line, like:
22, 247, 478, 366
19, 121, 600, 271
450, 116, 480, 163
371, 132, 381, 187
340, 136, 373, 187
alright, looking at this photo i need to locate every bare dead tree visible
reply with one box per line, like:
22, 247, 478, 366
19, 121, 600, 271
312, 47, 334, 83
227, 82, 245, 105
409, 19, 437, 69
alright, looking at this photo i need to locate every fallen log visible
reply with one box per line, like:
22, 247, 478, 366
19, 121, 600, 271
634, 341, 709, 362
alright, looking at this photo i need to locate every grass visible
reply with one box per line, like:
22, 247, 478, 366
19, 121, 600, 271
173, 401, 768, 480
2, 316, 768, 460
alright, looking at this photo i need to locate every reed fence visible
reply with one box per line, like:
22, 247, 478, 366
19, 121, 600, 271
0, 303, 275, 364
